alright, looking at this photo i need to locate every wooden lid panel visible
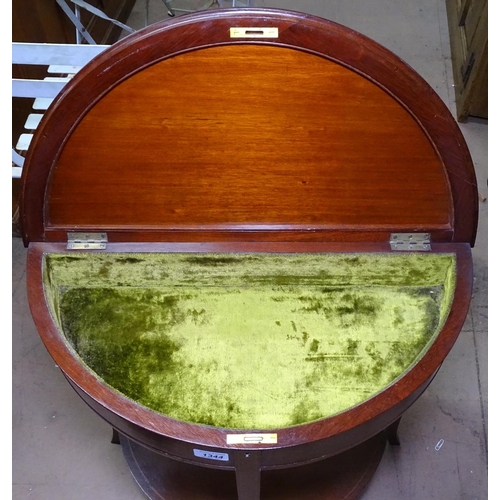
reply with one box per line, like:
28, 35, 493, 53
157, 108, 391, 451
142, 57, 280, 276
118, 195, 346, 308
47, 46, 451, 230
20, 9, 478, 244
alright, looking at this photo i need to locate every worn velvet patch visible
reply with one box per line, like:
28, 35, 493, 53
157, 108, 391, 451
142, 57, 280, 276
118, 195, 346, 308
44, 252, 456, 429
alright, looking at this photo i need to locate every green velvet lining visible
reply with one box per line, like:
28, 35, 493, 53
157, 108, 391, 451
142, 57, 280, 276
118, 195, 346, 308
43, 252, 456, 429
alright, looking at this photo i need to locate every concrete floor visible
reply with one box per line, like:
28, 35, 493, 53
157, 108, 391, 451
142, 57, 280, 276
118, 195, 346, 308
12, 0, 488, 498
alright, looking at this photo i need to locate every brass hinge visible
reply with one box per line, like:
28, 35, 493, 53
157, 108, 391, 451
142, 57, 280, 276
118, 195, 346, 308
67, 232, 107, 250
390, 233, 430, 251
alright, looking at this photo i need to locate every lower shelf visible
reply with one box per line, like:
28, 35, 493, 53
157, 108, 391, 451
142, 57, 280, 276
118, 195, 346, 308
120, 432, 387, 500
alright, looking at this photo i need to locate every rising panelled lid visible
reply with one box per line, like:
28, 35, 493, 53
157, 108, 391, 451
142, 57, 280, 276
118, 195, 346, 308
20, 9, 478, 245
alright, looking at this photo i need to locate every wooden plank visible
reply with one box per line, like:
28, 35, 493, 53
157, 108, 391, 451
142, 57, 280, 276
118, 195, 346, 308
12, 166, 23, 179
463, 0, 486, 47
467, 50, 488, 118
15, 133, 33, 151
48, 64, 82, 74
12, 42, 109, 66
445, 0, 488, 121
24, 113, 43, 130
33, 98, 54, 110
13, 78, 68, 98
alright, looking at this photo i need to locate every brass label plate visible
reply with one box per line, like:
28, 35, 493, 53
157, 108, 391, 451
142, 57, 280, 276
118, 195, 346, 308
230, 27, 279, 38
226, 433, 278, 444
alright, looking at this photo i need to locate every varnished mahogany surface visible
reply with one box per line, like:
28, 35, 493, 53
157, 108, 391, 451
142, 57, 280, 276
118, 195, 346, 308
26, 241, 473, 462
119, 432, 387, 500
20, 9, 478, 245
20, 10, 478, 498
48, 45, 450, 229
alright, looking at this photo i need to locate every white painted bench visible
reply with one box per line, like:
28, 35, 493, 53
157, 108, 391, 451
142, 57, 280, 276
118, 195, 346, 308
12, 42, 110, 178
12, 1, 255, 179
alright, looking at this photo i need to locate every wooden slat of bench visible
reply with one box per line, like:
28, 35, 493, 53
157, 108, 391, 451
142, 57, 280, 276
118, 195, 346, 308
25, 114, 44, 130
16, 134, 33, 151
12, 42, 109, 66
12, 166, 23, 179
48, 64, 82, 74
33, 98, 55, 110
13, 78, 70, 98
13, 42, 111, 178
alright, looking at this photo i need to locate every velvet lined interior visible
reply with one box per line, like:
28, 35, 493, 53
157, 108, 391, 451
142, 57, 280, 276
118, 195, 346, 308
43, 252, 456, 429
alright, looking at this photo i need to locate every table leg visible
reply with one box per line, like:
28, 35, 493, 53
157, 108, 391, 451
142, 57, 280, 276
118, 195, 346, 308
386, 417, 401, 446
111, 427, 121, 445
235, 450, 261, 500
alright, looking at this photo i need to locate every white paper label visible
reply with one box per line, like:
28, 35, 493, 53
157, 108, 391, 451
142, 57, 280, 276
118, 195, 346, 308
193, 449, 229, 461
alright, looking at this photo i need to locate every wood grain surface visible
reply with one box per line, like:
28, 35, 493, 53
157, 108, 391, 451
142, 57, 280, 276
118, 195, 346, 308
19, 9, 478, 245
48, 45, 450, 230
